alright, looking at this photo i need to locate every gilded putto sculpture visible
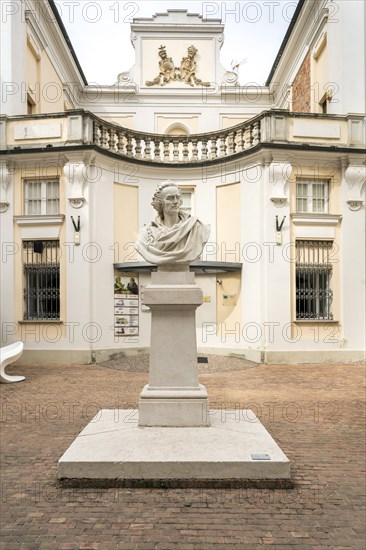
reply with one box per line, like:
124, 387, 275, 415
146, 45, 210, 87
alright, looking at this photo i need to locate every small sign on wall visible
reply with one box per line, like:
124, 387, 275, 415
114, 274, 139, 336
223, 294, 237, 307
14, 122, 62, 140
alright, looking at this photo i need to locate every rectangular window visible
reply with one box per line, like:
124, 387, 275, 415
296, 179, 329, 213
180, 190, 193, 216
296, 240, 333, 320
23, 240, 60, 320
24, 179, 59, 215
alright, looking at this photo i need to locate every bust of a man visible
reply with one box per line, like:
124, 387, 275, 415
135, 181, 210, 269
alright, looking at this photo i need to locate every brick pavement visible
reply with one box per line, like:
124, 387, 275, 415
0, 357, 365, 549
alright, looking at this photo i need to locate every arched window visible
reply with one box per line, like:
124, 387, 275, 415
164, 123, 190, 136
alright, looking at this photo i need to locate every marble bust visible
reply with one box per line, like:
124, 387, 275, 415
135, 181, 210, 268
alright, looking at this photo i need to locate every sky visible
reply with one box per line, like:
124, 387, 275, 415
56, 0, 300, 85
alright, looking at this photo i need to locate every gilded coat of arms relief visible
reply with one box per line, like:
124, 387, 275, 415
146, 45, 210, 87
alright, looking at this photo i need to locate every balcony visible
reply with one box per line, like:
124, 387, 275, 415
1, 109, 364, 166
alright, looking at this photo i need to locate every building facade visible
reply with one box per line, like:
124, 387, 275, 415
1, 0, 365, 364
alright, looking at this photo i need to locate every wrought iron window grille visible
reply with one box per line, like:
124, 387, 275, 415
23, 240, 60, 321
296, 240, 334, 321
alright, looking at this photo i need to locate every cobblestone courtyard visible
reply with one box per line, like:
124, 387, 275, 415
1, 356, 365, 549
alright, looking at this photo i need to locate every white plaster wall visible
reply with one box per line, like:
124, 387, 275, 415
196, 170, 216, 256
89, 166, 116, 354
0, 0, 26, 115
0, 184, 15, 345
240, 163, 265, 351
64, 159, 93, 352
262, 162, 292, 352
327, 0, 366, 115
195, 275, 216, 332
339, 168, 366, 352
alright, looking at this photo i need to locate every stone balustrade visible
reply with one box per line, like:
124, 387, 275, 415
1, 110, 364, 165
92, 116, 262, 164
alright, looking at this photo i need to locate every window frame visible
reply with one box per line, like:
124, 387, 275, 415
179, 187, 195, 216
296, 178, 329, 214
24, 178, 60, 216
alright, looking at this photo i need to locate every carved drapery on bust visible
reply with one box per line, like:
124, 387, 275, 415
135, 181, 210, 267
146, 45, 210, 87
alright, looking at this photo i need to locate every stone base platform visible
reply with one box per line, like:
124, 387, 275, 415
58, 409, 290, 481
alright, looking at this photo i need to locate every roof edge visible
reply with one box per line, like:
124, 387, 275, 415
47, 0, 88, 86
265, 0, 306, 86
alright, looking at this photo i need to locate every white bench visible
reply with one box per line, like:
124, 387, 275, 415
0, 342, 25, 383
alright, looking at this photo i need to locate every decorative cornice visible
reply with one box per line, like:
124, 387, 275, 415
68, 197, 85, 209
346, 199, 363, 211
291, 214, 342, 225
271, 197, 288, 207
344, 165, 366, 211
14, 215, 65, 226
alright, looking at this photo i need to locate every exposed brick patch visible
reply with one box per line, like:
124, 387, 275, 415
292, 52, 311, 112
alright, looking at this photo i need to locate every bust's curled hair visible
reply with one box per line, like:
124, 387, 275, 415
151, 181, 183, 215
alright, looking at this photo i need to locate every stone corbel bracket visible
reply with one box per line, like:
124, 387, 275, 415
0, 202, 9, 213
0, 162, 13, 213
345, 165, 366, 211
64, 162, 87, 209
269, 161, 292, 208
68, 197, 85, 209
222, 71, 238, 86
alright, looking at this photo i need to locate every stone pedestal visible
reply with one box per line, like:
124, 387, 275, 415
58, 409, 290, 480
58, 269, 291, 482
138, 271, 210, 427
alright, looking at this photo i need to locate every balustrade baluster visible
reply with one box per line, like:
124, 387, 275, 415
126, 135, 133, 157
135, 137, 142, 159
252, 122, 260, 146
182, 138, 189, 161
227, 131, 235, 155
172, 138, 179, 161
210, 138, 218, 159
100, 126, 108, 148
201, 138, 208, 160
191, 138, 198, 161
117, 131, 125, 154
244, 126, 252, 149
108, 128, 116, 151
163, 138, 170, 161
236, 128, 244, 152
158, 140, 164, 161
144, 139, 151, 160
93, 123, 101, 146
219, 134, 226, 157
